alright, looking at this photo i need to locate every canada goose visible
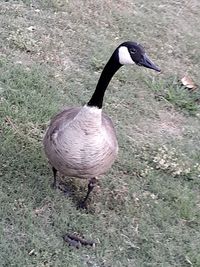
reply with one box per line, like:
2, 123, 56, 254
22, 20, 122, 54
43, 41, 160, 207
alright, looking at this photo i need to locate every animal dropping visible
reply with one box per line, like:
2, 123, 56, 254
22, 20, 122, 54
63, 233, 96, 249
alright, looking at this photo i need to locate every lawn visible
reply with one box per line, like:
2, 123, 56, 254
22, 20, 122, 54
0, 0, 200, 266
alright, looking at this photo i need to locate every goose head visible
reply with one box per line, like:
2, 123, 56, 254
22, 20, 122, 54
88, 41, 160, 108
117, 41, 161, 72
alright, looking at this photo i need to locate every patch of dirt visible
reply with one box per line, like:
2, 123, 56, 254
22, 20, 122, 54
129, 110, 185, 143
150, 110, 184, 137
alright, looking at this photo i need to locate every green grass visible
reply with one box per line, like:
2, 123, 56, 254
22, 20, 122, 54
145, 76, 200, 115
1, 0, 200, 266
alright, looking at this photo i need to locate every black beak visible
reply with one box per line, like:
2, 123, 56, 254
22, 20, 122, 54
138, 53, 161, 72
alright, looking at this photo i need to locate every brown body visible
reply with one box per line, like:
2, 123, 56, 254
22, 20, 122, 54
43, 105, 118, 179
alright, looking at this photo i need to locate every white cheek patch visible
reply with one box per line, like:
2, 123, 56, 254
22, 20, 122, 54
118, 46, 135, 65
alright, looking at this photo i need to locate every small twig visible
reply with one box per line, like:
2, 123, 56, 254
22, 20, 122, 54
176, 0, 192, 16
5, 116, 39, 144
185, 256, 193, 266
5, 116, 18, 131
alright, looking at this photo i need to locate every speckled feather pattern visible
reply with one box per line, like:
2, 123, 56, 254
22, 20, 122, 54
43, 106, 118, 179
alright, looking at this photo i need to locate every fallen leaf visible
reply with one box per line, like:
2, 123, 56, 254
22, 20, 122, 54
181, 75, 197, 90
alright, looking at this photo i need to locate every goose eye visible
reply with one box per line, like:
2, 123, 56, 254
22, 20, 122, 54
130, 48, 136, 54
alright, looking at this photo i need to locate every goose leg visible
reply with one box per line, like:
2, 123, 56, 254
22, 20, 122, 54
78, 177, 97, 209
52, 167, 57, 188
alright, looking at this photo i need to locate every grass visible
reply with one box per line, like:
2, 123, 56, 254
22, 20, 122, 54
0, 0, 200, 266
145, 76, 200, 115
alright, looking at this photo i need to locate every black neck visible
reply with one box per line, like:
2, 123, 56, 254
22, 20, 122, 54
87, 51, 122, 109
